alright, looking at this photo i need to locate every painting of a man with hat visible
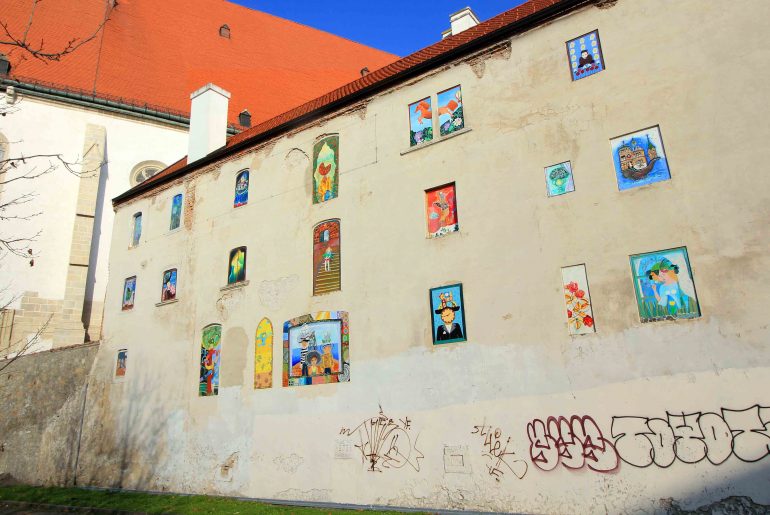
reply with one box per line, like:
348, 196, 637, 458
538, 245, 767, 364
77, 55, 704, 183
430, 283, 467, 344
630, 247, 700, 323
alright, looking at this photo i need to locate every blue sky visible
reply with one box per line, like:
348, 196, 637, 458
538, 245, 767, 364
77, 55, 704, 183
231, 1, 527, 56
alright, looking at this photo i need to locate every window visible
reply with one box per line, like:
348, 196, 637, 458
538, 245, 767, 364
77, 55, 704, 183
313, 220, 340, 295
425, 183, 459, 238
312, 135, 339, 204
234, 170, 249, 207
227, 246, 247, 284
408, 85, 465, 147
122, 276, 136, 310
130, 160, 167, 187
161, 268, 177, 302
170, 194, 183, 230
131, 213, 142, 247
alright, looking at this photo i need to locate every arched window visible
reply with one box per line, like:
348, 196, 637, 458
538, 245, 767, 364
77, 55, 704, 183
130, 160, 167, 187
199, 324, 222, 396
170, 193, 183, 230
313, 219, 340, 295
131, 212, 142, 247
234, 169, 249, 207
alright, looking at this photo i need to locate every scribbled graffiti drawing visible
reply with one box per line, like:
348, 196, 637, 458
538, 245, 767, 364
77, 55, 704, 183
340, 406, 423, 472
234, 169, 249, 207
425, 183, 459, 238
115, 349, 127, 377
283, 311, 349, 387
611, 125, 671, 191
122, 276, 136, 310
312, 135, 339, 204
161, 268, 177, 302
544, 161, 575, 197
629, 246, 700, 323
561, 264, 596, 335
437, 85, 464, 136
409, 96, 434, 147
254, 317, 273, 389
170, 193, 182, 230
227, 246, 247, 285
472, 421, 528, 481
199, 324, 221, 397
526, 415, 619, 473
566, 29, 605, 81
611, 405, 770, 468
312, 219, 341, 295
429, 283, 467, 345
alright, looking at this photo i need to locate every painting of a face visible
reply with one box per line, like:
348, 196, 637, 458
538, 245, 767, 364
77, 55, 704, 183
630, 247, 700, 323
611, 126, 671, 191
430, 284, 466, 345
283, 313, 349, 387
566, 30, 604, 81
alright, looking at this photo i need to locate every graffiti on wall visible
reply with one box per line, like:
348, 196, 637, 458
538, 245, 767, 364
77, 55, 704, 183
612, 405, 770, 468
340, 406, 423, 472
472, 421, 528, 481
199, 324, 221, 396
566, 29, 604, 81
122, 276, 136, 311
430, 283, 467, 345
437, 85, 464, 136
611, 125, 671, 191
312, 219, 341, 295
312, 135, 339, 204
425, 183, 459, 238
545, 161, 575, 197
630, 246, 700, 323
526, 415, 619, 472
254, 317, 273, 389
228, 246, 247, 285
283, 311, 349, 387
409, 96, 433, 147
115, 349, 127, 377
561, 264, 596, 335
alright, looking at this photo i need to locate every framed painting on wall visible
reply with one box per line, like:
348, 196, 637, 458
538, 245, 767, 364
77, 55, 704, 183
429, 283, 467, 345
122, 276, 136, 310
544, 161, 575, 197
312, 219, 341, 295
437, 85, 464, 136
199, 324, 222, 396
170, 193, 182, 230
234, 170, 249, 207
629, 246, 700, 323
283, 311, 349, 387
254, 317, 273, 389
312, 135, 339, 204
610, 125, 671, 191
115, 349, 127, 377
409, 96, 434, 147
161, 268, 177, 301
425, 183, 459, 238
561, 264, 596, 335
566, 30, 605, 81
227, 247, 247, 285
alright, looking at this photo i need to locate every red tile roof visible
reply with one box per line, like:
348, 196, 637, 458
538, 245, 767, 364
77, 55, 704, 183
3, 0, 398, 127
115, 0, 584, 205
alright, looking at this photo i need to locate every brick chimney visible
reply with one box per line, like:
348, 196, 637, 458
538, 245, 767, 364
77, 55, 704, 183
188, 83, 231, 163
443, 7, 479, 38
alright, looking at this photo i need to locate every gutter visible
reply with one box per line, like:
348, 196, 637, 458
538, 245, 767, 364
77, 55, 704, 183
112, 0, 590, 207
0, 78, 241, 135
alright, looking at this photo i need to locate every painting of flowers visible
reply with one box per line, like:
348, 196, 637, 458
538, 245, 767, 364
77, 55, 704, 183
408, 96, 434, 147
561, 265, 595, 335
437, 85, 464, 137
544, 161, 575, 197
630, 247, 700, 323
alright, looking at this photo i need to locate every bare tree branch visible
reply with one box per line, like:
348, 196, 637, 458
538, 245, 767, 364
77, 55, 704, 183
0, 312, 53, 374
0, 0, 114, 63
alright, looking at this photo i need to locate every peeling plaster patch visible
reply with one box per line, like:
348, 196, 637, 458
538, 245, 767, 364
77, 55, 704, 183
257, 275, 298, 310
285, 148, 310, 175
443, 445, 472, 474
595, 0, 618, 9
183, 182, 195, 230
215, 288, 244, 321
273, 453, 304, 474
660, 496, 769, 514
465, 41, 512, 79
217, 452, 238, 482
221, 327, 248, 387
334, 438, 353, 459
273, 488, 331, 503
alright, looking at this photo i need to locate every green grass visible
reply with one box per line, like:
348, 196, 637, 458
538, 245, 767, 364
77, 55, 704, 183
0, 485, 427, 514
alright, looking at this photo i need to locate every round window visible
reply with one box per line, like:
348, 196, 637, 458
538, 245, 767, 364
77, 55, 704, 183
130, 160, 167, 187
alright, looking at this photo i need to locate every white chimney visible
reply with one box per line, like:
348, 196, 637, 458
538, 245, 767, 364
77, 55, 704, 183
188, 83, 231, 163
445, 7, 479, 37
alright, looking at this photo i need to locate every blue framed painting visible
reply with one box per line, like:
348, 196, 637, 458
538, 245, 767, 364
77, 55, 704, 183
234, 169, 249, 207
566, 30, 604, 81
429, 283, 467, 345
544, 161, 575, 197
610, 125, 671, 191
170, 193, 182, 230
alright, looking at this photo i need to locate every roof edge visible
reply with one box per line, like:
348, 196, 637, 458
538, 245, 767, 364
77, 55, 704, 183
113, 0, 591, 207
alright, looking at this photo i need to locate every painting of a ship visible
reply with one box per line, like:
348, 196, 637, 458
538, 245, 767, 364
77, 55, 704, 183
611, 126, 671, 191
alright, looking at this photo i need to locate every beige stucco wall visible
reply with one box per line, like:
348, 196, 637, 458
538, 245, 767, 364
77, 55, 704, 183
84, 1, 769, 512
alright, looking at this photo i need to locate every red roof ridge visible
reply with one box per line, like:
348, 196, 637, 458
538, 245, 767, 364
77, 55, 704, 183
115, 0, 585, 204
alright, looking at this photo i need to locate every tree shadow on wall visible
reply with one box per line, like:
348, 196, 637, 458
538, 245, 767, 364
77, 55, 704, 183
69, 365, 173, 491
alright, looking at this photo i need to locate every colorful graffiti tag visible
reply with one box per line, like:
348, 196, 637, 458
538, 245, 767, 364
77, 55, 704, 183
283, 311, 349, 387
526, 415, 619, 472
199, 324, 221, 397
312, 135, 339, 204
254, 317, 273, 389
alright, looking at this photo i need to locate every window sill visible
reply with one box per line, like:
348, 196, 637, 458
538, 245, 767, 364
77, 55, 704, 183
155, 298, 179, 307
220, 280, 249, 292
400, 127, 472, 156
